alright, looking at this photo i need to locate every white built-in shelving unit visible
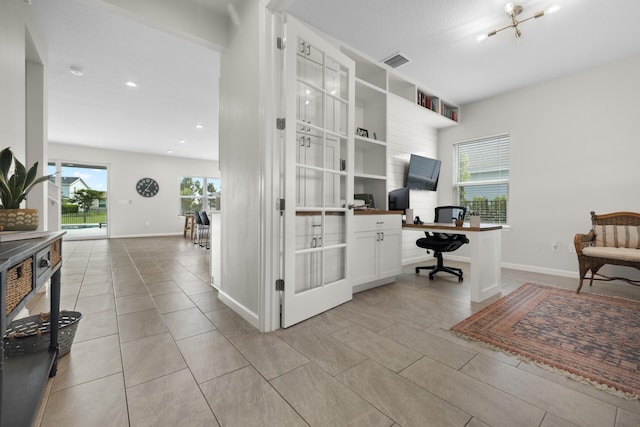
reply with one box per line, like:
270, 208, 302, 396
340, 46, 460, 210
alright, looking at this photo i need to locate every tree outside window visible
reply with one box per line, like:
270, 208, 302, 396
179, 176, 220, 215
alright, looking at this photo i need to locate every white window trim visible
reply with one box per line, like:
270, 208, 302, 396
453, 133, 510, 225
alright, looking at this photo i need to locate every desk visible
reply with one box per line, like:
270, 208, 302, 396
403, 223, 502, 303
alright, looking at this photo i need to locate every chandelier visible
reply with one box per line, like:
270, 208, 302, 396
488, 3, 545, 38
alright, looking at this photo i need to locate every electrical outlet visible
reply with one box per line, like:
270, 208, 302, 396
551, 241, 560, 252
568, 240, 576, 253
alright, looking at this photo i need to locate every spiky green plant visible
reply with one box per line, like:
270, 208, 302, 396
0, 147, 52, 209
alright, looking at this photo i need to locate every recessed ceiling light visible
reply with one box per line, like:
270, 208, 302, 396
179, 139, 186, 144
195, 124, 204, 129
167, 149, 173, 154
125, 81, 138, 87
69, 66, 84, 76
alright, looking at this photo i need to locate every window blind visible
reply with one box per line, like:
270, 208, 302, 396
453, 134, 510, 224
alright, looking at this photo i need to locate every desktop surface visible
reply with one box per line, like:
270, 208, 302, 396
403, 222, 502, 231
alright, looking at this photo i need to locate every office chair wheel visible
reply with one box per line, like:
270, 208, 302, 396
458, 276, 464, 282
428, 274, 434, 280
415, 267, 420, 274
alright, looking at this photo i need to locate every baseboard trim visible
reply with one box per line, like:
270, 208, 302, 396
403, 255, 578, 279
501, 262, 578, 279
217, 289, 260, 329
108, 232, 184, 239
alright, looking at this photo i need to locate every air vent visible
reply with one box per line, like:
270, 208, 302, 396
381, 52, 411, 68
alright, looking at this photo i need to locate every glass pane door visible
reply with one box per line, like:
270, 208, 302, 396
48, 161, 109, 240
282, 16, 355, 328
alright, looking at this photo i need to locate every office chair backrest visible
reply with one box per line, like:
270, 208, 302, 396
193, 211, 202, 225
200, 211, 210, 226
434, 206, 466, 224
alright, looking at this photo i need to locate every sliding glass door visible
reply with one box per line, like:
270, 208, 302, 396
48, 161, 109, 239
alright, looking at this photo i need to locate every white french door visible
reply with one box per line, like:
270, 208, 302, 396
281, 16, 355, 328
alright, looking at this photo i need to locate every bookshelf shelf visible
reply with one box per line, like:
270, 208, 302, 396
339, 45, 460, 209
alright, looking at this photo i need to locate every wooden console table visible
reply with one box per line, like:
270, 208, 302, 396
403, 223, 502, 303
0, 231, 65, 427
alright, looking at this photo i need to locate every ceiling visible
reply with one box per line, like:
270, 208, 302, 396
288, 0, 640, 105
31, 0, 221, 161
31, 0, 640, 162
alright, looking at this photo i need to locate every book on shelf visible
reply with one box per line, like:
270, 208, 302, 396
417, 91, 437, 111
0, 230, 51, 243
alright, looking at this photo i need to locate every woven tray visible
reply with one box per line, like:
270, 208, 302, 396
3, 311, 83, 357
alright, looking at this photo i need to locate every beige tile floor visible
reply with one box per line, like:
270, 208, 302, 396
22, 236, 640, 427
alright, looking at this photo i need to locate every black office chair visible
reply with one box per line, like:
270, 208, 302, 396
415, 206, 469, 282
199, 211, 211, 249
192, 211, 203, 246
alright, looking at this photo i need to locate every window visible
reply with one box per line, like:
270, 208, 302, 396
179, 176, 221, 215
453, 134, 509, 224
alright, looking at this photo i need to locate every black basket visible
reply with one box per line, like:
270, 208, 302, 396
3, 311, 83, 357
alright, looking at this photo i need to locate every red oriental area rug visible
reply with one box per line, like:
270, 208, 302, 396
451, 283, 640, 399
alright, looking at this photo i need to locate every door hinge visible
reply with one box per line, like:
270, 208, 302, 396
275, 279, 284, 291
276, 117, 286, 130
277, 198, 285, 211
276, 37, 285, 50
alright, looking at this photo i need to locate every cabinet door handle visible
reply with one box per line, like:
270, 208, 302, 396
307, 137, 311, 147
300, 136, 305, 146
376, 232, 380, 241
311, 237, 317, 248
306, 43, 311, 56
300, 41, 305, 53
317, 236, 322, 247
380, 232, 384, 241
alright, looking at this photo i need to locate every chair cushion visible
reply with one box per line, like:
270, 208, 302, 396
416, 234, 468, 253
583, 246, 640, 262
594, 225, 640, 248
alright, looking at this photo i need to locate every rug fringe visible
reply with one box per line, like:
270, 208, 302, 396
450, 330, 640, 401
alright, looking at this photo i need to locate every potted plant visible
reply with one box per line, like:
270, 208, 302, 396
0, 147, 52, 231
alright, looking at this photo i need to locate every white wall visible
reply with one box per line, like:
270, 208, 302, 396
0, 1, 48, 225
50, 143, 218, 238
387, 95, 442, 264
439, 55, 640, 278
78, 0, 229, 51
217, 0, 265, 328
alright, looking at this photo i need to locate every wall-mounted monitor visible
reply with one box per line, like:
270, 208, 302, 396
406, 154, 441, 191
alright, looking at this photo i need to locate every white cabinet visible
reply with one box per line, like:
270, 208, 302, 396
351, 214, 402, 291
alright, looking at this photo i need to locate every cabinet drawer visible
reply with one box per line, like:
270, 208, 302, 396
353, 214, 401, 232
6, 258, 34, 315
50, 239, 61, 267
35, 246, 52, 281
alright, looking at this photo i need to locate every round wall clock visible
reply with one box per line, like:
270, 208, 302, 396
136, 177, 160, 198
